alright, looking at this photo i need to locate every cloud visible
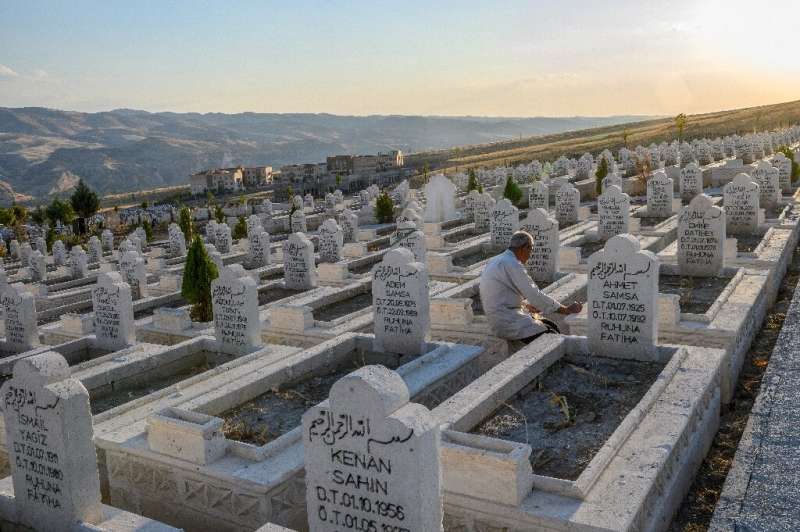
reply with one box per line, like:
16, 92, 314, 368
0, 64, 20, 79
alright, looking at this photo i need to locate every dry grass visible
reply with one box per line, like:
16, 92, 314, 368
405, 99, 800, 174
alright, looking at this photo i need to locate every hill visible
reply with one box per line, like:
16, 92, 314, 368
0, 109, 651, 200
406, 99, 800, 173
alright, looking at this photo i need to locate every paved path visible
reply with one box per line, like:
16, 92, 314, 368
711, 281, 800, 531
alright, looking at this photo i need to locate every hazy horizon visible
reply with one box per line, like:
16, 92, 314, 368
2, 0, 798, 117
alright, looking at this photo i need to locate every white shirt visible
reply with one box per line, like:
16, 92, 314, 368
479, 249, 561, 340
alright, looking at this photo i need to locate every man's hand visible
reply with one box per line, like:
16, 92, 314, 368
523, 303, 540, 314
557, 301, 583, 315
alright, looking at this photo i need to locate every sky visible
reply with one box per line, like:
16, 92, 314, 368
1, 0, 798, 117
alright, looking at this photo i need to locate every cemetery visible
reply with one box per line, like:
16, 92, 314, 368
0, 126, 797, 531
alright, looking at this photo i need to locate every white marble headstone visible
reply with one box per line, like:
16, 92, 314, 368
528, 180, 549, 210
1, 352, 103, 530
394, 221, 426, 263
597, 185, 630, 240
423, 174, 457, 223
283, 232, 318, 290
211, 266, 262, 354
489, 198, 519, 248
92, 271, 135, 351
587, 234, 658, 360
677, 194, 725, 277
1, 282, 39, 352
679, 162, 703, 202
646, 171, 674, 218
723, 173, 760, 235
555, 182, 580, 226
318, 219, 344, 263
372, 248, 430, 356
247, 230, 271, 269
303, 365, 441, 532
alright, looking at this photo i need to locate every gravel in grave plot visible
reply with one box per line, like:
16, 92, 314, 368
579, 240, 606, 260
659, 274, 731, 315
734, 234, 765, 253
314, 292, 373, 321
445, 231, 482, 244
221, 359, 387, 446
471, 356, 664, 481
452, 249, 496, 268
635, 215, 667, 228
258, 286, 308, 305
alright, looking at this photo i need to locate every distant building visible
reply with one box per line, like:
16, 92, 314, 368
241, 166, 273, 187
189, 167, 244, 194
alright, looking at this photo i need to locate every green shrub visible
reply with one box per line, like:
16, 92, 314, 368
181, 237, 219, 322
777, 145, 800, 181
503, 174, 523, 205
467, 168, 483, 193
232, 216, 248, 240
374, 192, 395, 224
595, 156, 609, 195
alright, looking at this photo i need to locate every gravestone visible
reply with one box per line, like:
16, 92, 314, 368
680, 162, 703, 202
394, 221, 426, 263
752, 161, 781, 208
283, 232, 317, 290
133, 226, 147, 244
205, 221, 218, 245
528, 180, 548, 210
52, 240, 66, 266
2, 283, 39, 352
168, 224, 186, 257
71, 247, 88, 279
587, 234, 658, 359
555, 182, 580, 226
325, 193, 336, 212
101, 229, 114, 251
92, 271, 135, 350
773, 153, 793, 193
128, 235, 143, 254
423, 174, 457, 223
205, 244, 224, 271
119, 250, 148, 300
303, 365, 441, 532
34, 236, 46, 256
211, 266, 262, 354
248, 230, 271, 269
520, 208, 560, 284
29, 250, 46, 283
490, 198, 519, 248
88, 236, 103, 263
601, 173, 623, 193
463, 189, 480, 222
677, 194, 725, 277
1, 352, 103, 530
19, 243, 32, 267
372, 248, 429, 356
318, 219, 344, 263
473, 192, 495, 233
597, 185, 630, 240
304, 193, 315, 210
646, 171, 674, 218
246, 214, 262, 238
340, 209, 359, 243
723, 173, 760, 235
290, 208, 308, 233
215, 224, 232, 254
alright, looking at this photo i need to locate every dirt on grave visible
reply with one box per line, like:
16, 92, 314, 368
734, 234, 764, 253
314, 291, 373, 321
221, 357, 391, 447
472, 356, 664, 481
659, 274, 730, 315
452, 248, 495, 268
669, 244, 800, 532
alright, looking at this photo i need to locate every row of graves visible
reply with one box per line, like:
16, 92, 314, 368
0, 126, 796, 531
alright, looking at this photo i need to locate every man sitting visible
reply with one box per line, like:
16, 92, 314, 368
479, 231, 581, 343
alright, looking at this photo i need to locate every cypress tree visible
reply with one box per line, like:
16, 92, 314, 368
503, 174, 523, 205
374, 192, 395, 224
178, 206, 194, 242
181, 237, 219, 322
595, 156, 609, 195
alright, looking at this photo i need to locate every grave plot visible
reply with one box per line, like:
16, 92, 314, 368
429, 274, 586, 367
100, 333, 483, 531
0, 352, 180, 531
559, 231, 671, 274
0, 336, 298, 475
263, 276, 458, 348
434, 334, 724, 532
427, 219, 597, 282
567, 264, 769, 402
657, 226, 796, 307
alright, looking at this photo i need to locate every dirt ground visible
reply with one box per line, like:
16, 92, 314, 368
669, 245, 800, 531
452, 249, 495, 268
314, 291, 373, 321
659, 274, 730, 314
471, 356, 664, 481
